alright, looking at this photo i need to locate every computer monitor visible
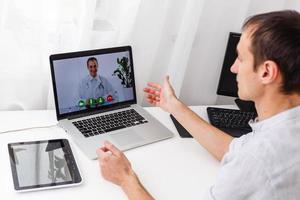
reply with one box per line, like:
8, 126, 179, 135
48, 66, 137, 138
217, 32, 241, 97
216, 32, 256, 112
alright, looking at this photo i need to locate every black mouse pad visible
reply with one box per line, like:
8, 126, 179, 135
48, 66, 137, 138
170, 114, 193, 138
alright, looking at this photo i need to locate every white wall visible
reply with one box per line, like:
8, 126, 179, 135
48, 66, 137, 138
1, 0, 300, 110
179, 0, 300, 106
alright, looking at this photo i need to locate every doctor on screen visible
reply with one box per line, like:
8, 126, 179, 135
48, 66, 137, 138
78, 57, 116, 105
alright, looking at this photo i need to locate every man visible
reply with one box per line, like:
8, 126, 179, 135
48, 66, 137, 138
96, 10, 300, 199
78, 57, 116, 104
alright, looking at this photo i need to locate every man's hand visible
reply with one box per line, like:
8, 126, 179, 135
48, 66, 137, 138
97, 141, 136, 187
97, 141, 155, 200
143, 75, 178, 113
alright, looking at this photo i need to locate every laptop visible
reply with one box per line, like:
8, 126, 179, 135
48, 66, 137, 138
49, 46, 174, 159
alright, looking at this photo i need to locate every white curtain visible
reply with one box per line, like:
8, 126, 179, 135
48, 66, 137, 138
0, 0, 299, 110
0, 0, 97, 110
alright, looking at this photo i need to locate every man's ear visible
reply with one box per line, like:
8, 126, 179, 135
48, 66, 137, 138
259, 60, 280, 84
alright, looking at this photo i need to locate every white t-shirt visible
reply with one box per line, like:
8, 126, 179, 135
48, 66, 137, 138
203, 105, 300, 200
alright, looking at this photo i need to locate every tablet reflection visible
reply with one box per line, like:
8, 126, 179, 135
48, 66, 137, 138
12, 141, 72, 187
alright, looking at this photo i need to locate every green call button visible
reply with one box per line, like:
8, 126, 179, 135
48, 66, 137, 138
88, 98, 96, 107
97, 97, 105, 104
78, 100, 85, 107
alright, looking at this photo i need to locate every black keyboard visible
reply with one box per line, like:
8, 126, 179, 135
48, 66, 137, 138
72, 109, 148, 137
207, 107, 257, 137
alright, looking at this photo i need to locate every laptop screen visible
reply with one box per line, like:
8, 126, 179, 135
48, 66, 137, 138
50, 46, 136, 119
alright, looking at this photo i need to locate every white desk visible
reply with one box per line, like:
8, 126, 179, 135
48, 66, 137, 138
0, 106, 233, 200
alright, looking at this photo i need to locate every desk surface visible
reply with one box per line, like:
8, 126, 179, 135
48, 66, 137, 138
0, 106, 234, 200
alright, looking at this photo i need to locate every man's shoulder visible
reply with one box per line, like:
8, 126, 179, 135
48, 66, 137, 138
231, 131, 300, 177
81, 75, 90, 82
98, 75, 108, 81
98, 76, 112, 86
217, 121, 300, 200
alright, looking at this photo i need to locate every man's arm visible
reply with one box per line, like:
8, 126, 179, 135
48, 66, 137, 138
96, 76, 233, 200
144, 76, 233, 161
97, 141, 154, 200
170, 99, 233, 161
121, 174, 154, 200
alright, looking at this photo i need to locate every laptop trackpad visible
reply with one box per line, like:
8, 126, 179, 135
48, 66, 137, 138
110, 131, 144, 147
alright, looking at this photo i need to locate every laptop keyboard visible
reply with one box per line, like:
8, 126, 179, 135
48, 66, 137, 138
72, 109, 148, 137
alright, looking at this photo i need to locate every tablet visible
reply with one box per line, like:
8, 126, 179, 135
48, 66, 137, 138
8, 139, 82, 192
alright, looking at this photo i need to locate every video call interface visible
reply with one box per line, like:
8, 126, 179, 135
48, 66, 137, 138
53, 51, 134, 115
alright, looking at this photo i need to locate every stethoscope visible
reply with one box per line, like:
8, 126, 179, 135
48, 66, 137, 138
98, 82, 105, 90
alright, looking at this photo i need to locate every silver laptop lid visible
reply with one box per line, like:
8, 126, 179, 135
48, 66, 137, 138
50, 46, 137, 120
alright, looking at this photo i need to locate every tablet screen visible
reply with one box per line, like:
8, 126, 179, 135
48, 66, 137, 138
8, 139, 82, 191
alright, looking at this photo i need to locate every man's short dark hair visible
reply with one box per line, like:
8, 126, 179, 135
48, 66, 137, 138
242, 10, 300, 94
87, 57, 98, 66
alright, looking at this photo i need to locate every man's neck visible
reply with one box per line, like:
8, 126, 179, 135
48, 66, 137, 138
255, 92, 300, 121
90, 74, 97, 79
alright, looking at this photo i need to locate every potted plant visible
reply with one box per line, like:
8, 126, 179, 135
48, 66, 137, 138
112, 57, 133, 88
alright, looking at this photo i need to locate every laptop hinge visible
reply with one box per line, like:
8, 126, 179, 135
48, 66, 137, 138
67, 104, 131, 120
